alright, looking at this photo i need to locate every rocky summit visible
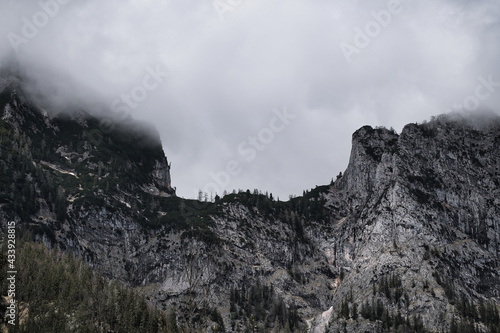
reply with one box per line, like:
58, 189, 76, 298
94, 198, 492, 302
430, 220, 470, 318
0, 72, 499, 332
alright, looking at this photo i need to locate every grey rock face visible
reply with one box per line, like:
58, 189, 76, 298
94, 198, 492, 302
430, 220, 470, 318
321, 113, 500, 332
65, 112, 498, 332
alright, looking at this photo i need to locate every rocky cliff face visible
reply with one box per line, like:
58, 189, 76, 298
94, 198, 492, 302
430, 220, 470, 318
0, 71, 499, 332
0, 78, 176, 282
318, 114, 500, 332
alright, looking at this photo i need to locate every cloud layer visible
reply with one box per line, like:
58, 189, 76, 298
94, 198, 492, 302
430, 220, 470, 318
1, 0, 500, 199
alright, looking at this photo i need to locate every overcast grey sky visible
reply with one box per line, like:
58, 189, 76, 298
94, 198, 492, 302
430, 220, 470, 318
1, 0, 500, 200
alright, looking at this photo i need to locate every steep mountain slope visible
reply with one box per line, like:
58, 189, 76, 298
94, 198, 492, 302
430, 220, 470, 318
0, 77, 176, 280
320, 116, 500, 332
0, 240, 178, 332
0, 71, 499, 332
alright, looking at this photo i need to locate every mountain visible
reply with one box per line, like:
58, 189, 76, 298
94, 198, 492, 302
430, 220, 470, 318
0, 72, 499, 332
321, 115, 500, 332
0, 76, 175, 277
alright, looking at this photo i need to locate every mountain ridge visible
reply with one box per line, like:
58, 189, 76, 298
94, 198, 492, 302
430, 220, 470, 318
0, 74, 499, 332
